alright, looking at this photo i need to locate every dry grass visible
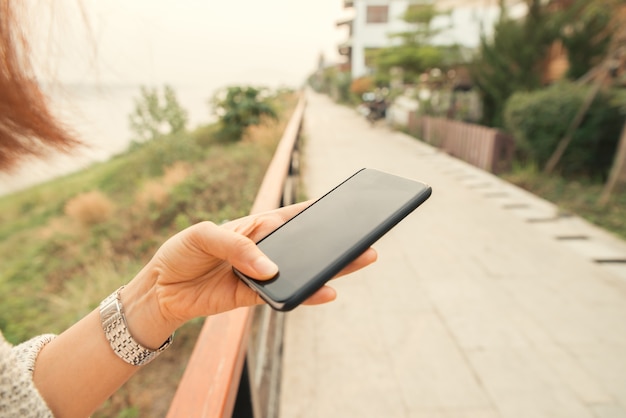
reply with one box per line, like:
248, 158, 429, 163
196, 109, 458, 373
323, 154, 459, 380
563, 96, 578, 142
65, 190, 115, 227
136, 181, 170, 208
46, 257, 125, 319
243, 114, 288, 146
163, 162, 191, 186
136, 162, 191, 209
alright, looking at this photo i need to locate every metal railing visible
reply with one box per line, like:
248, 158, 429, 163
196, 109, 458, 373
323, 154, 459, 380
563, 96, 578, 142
409, 114, 515, 173
166, 95, 306, 418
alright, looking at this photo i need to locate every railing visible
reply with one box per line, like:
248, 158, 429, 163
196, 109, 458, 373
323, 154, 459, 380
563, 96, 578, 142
408, 114, 515, 173
166, 95, 306, 418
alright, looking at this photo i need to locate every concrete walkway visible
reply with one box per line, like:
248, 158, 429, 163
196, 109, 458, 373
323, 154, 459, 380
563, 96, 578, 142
279, 90, 626, 418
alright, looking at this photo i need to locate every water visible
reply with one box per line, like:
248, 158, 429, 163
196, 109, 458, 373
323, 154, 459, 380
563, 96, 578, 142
0, 83, 218, 196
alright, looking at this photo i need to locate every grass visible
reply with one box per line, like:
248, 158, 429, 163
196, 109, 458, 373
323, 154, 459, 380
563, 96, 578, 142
500, 162, 626, 240
0, 92, 298, 417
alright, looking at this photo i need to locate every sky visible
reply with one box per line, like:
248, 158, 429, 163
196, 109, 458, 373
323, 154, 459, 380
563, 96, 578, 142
28, 0, 516, 89
31, 0, 354, 88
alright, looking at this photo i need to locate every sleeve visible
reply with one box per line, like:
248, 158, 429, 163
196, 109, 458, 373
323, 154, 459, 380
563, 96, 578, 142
1, 332, 56, 418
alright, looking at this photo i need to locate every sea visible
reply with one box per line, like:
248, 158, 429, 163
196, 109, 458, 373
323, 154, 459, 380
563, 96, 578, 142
0, 82, 218, 196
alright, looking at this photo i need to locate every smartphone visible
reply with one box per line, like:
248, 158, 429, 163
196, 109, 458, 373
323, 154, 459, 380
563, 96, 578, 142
234, 168, 432, 311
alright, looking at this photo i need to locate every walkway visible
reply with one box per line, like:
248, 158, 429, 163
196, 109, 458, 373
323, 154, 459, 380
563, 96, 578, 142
279, 90, 626, 418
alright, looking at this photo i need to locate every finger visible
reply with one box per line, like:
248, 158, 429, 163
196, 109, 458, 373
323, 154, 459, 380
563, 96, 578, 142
261, 200, 313, 221
301, 285, 337, 305
334, 247, 378, 278
254, 249, 376, 308
224, 201, 313, 241
189, 221, 278, 279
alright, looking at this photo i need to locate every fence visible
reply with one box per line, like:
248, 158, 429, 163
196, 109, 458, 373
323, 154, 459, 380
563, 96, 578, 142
166, 95, 306, 418
408, 114, 515, 173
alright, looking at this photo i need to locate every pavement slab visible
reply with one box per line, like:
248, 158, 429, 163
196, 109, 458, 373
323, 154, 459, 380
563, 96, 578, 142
279, 90, 626, 418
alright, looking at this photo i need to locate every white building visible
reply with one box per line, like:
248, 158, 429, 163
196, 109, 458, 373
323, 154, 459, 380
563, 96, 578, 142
338, 0, 523, 80
338, 0, 433, 79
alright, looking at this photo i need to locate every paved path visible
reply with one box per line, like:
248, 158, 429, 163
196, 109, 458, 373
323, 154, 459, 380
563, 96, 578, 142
279, 90, 626, 418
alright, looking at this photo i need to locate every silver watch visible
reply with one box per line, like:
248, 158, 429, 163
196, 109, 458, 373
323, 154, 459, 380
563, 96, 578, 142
99, 286, 173, 366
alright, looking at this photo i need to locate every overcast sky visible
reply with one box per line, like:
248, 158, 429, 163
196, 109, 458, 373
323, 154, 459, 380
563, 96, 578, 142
30, 0, 352, 88
28, 0, 511, 89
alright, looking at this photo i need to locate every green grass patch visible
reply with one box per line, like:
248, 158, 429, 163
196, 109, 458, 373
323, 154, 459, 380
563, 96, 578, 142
501, 163, 626, 240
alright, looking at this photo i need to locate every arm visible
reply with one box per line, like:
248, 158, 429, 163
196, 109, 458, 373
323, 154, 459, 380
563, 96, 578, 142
2, 334, 55, 418
32, 202, 377, 417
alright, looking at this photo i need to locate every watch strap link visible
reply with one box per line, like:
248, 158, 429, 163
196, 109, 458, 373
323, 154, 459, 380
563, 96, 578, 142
99, 286, 173, 366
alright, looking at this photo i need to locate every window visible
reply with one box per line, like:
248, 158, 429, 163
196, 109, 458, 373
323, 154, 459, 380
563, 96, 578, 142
366, 5, 388, 23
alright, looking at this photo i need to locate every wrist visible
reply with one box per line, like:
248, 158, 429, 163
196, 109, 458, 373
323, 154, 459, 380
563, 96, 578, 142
118, 276, 178, 351
100, 287, 173, 366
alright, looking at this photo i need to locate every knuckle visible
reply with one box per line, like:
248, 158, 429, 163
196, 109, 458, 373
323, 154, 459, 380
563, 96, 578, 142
197, 220, 218, 231
231, 233, 254, 252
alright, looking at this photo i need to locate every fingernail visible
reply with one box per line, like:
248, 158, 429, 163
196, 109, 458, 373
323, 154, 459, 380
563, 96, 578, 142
253, 256, 278, 277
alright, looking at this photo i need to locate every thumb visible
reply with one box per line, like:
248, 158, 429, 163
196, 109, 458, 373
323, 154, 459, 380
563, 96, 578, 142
191, 221, 278, 279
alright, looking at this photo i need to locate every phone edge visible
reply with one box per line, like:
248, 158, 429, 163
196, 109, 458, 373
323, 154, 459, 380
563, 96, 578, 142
235, 183, 432, 312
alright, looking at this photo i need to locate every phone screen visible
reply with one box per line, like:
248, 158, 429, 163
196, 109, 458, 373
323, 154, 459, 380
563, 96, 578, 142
235, 168, 431, 311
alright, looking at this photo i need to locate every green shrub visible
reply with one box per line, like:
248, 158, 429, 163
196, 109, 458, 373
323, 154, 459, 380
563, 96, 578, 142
211, 86, 277, 142
308, 68, 358, 105
503, 82, 624, 179
333, 71, 356, 105
189, 123, 220, 148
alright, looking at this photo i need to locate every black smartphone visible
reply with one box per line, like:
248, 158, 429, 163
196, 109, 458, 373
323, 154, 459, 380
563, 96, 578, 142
234, 168, 432, 311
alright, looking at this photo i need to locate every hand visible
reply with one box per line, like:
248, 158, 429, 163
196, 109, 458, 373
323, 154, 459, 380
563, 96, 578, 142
122, 202, 378, 346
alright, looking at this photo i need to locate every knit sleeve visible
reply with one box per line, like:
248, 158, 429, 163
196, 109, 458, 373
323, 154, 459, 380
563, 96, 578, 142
1, 332, 55, 418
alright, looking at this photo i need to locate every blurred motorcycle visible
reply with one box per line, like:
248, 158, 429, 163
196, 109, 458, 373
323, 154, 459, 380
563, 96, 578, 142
360, 92, 388, 125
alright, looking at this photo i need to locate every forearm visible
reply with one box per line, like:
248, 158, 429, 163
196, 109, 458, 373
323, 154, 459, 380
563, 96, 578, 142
33, 308, 137, 418
32, 273, 177, 418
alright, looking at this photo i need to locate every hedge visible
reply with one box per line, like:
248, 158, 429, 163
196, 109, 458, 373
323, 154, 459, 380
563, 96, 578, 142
504, 82, 624, 179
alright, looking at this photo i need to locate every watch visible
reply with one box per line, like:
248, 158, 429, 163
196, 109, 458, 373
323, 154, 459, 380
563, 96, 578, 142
99, 286, 173, 366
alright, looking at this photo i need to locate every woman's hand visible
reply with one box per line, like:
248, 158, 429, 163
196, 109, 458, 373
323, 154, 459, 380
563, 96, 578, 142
33, 202, 377, 417
121, 202, 377, 348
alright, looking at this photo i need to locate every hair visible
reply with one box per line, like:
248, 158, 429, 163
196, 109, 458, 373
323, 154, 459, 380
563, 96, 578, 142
0, 0, 80, 171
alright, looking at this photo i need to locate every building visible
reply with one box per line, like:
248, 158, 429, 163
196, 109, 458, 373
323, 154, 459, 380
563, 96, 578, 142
337, 0, 525, 80
338, 0, 435, 80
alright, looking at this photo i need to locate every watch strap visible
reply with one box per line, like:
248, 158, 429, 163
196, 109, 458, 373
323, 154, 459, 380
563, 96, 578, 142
99, 286, 173, 366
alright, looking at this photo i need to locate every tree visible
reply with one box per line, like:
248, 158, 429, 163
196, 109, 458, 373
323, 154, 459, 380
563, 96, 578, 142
543, 0, 626, 183
211, 86, 277, 142
471, 0, 622, 128
372, 4, 461, 85
557, 0, 614, 80
470, 0, 559, 128
129, 85, 189, 142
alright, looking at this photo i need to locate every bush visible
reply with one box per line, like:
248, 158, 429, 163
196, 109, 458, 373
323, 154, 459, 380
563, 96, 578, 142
211, 86, 277, 142
308, 67, 358, 105
65, 191, 115, 227
350, 76, 374, 96
333, 71, 356, 105
503, 82, 624, 179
